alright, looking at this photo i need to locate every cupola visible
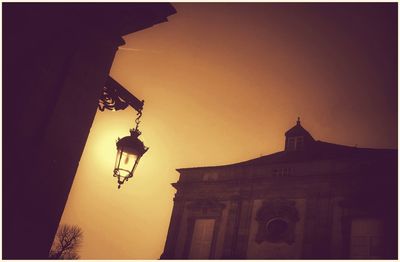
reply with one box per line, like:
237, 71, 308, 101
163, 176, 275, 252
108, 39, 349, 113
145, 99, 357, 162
284, 117, 314, 151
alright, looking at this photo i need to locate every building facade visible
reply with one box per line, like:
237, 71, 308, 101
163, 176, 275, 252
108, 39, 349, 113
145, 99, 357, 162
161, 119, 397, 259
3, 4, 176, 259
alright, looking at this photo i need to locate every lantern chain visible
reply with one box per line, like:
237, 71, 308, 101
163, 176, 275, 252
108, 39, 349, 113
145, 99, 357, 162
134, 110, 142, 131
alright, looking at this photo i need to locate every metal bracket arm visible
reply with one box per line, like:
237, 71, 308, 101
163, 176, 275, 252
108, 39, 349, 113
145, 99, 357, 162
98, 76, 144, 113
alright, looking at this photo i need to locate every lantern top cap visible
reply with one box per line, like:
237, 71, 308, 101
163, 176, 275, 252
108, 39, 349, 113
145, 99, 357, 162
116, 129, 148, 156
130, 128, 141, 137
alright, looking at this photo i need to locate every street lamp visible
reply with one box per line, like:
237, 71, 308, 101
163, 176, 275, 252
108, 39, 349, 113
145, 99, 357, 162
99, 76, 149, 188
114, 117, 148, 188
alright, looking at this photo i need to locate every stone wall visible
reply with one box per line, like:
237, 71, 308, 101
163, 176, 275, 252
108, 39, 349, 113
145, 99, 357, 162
164, 148, 397, 259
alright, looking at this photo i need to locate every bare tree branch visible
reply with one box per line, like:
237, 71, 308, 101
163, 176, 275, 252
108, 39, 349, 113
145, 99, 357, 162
49, 224, 83, 259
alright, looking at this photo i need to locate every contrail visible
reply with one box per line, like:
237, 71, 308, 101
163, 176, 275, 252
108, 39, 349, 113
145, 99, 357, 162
118, 47, 161, 54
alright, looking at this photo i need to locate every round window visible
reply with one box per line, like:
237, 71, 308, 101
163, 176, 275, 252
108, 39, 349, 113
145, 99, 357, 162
266, 218, 288, 237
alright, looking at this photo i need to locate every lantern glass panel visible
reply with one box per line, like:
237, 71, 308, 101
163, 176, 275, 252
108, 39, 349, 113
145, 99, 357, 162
114, 148, 139, 178
114, 149, 122, 170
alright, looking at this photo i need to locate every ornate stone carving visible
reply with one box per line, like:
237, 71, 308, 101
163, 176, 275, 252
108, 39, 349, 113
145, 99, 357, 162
255, 199, 299, 244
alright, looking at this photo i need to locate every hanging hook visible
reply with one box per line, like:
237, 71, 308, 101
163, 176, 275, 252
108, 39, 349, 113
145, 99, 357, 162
135, 110, 142, 131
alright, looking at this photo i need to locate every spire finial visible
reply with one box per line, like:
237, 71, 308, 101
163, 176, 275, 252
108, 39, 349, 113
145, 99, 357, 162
297, 117, 301, 125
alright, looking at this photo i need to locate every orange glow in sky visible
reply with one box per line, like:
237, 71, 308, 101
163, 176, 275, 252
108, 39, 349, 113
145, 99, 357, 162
59, 3, 397, 259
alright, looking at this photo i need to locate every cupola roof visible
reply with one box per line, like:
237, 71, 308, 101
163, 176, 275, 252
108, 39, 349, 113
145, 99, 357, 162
285, 117, 314, 139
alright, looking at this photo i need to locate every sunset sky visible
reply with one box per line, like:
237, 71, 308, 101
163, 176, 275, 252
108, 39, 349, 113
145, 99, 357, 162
59, 3, 397, 259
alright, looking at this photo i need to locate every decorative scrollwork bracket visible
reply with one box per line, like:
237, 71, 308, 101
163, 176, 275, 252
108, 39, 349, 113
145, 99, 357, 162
98, 85, 129, 111
99, 76, 144, 113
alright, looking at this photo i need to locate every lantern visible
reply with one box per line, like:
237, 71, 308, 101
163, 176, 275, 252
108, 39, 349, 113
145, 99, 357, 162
114, 128, 148, 188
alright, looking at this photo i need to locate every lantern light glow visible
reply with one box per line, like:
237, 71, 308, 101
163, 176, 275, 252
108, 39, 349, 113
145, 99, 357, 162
114, 128, 149, 188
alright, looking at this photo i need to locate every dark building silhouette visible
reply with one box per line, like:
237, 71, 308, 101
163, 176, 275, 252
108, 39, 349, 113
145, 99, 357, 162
3, 3, 176, 259
162, 119, 397, 259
